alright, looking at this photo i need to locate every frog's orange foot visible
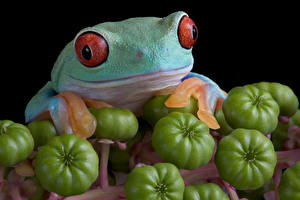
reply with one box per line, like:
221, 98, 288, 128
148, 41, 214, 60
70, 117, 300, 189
56, 91, 97, 138
54, 93, 114, 138
30, 92, 113, 139
165, 77, 225, 129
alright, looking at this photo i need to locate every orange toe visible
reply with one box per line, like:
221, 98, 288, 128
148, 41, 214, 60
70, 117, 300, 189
58, 91, 96, 139
192, 87, 220, 129
165, 77, 207, 108
165, 77, 220, 129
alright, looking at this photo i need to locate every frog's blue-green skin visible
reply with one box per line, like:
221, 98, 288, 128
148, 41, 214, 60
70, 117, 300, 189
25, 11, 225, 133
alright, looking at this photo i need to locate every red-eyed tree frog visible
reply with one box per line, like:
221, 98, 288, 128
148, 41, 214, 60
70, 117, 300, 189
25, 11, 226, 138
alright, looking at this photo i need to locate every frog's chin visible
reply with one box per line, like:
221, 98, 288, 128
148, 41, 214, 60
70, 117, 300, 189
68, 64, 193, 87
61, 64, 192, 115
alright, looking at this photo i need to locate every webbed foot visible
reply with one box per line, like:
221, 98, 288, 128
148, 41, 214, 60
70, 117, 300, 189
55, 91, 97, 138
165, 77, 226, 129
26, 82, 112, 138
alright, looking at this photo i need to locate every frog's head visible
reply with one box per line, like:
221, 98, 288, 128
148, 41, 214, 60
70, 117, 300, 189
51, 11, 198, 90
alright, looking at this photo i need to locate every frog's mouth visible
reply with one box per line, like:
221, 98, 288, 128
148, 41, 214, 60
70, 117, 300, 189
68, 64, 193, 88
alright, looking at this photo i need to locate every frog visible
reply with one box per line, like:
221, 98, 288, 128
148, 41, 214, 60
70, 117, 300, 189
25, 11, 226, 138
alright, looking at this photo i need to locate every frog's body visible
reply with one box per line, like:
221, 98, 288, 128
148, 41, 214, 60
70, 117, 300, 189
25, 11, 226, 138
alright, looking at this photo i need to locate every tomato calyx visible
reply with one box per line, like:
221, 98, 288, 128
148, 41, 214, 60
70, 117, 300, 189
251, 95, 263, 107
243, 150, 257, 163
0, 120, 13, 134
155, 183, 168, 195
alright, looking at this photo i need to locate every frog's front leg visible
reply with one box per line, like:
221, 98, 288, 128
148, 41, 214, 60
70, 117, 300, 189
25, 82, 97, 138
165, 72, 227, 129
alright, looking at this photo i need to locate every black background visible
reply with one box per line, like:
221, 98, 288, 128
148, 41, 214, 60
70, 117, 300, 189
1, 2, 298, 123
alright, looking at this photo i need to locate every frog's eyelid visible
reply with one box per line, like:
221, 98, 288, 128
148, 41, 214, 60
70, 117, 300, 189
73, 28, 108, 47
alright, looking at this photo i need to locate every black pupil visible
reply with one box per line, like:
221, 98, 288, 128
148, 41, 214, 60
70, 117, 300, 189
82, 45, 92, 60
192, 25, 197, 40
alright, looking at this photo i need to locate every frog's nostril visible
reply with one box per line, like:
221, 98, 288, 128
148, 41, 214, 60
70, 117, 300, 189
137, 51, 143, 58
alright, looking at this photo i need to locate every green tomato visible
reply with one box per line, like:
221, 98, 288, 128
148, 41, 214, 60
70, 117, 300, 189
237, 179, 274, 200
27, 120, 57, 149
253, 82, 299, 117
20, 177, 45, 200
271, 110, 300, 150
184, 183, 229, 200
271, 122, 289, 151
109, 146, 130, 172
223, 85, 279, 134
278, 162, 300, 200
126, 118, 151, 151
108, 170, 116, 186
290, 109, 300, 126
35, 134, 99, 196
89, 107, 138, 141
152, 112, 215, 170
0, 120, 34, 167
125, 163, 184, 200
214, 109, 234, 136
143, 95, 198, 126
215, 128, 277, 190
237, 189, 264, 200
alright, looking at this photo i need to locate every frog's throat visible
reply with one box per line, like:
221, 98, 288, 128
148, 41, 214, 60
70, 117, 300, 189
58, 64, 193, 115
67, 64, 193, 87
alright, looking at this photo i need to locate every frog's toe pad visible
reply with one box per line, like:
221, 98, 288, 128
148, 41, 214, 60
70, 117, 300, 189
197, 110, 220, 130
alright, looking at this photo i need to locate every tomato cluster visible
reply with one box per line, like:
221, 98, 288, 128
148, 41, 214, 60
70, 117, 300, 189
0, 81, 300, 200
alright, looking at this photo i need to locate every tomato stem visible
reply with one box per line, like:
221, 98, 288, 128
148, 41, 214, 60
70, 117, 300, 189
221, 179, 240, 200
278, 116, 290, 124
0, 166, 4, 192
264, 191, 280, 200
48, 192, 64, 200
180, 162, 219, 185
64, 185, 125, 200
99, 143, 110, 188
129, 132, 161, 167
9, 186, 23, 200
276, 148, 300, 164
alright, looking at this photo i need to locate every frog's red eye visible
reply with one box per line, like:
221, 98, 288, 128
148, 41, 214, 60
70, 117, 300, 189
178, 16, 198, 49
75, 31, 108, 67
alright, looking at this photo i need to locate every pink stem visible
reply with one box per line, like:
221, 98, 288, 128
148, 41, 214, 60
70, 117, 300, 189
48, 192, 64, 200
6, 171, 24, 200
278, 116, 290, 124
179, 149, 300, 188
273, 166, 281, 190
272, 166, 281, 200
130, 140, 162, 166
134, 163, 146, 168
221, 180, 240, 200
115, 141, 127, 150
137, 150, 162, 164
99, 143, 110, 188
0, 166, 4, 192
289, 125, 300, 133
180, 162, 219, 185
264, 191, 279, 200
276, 149, 300, 164
64, 185, 125, 200
9, 186, 22, 200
